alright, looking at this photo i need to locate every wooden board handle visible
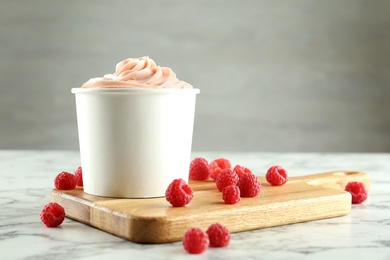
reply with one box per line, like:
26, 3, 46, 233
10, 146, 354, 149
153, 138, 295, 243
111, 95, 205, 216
290, 170, 370, 191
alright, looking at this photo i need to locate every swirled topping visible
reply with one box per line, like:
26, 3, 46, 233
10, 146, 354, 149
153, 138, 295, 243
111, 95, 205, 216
82, 56, 192, 89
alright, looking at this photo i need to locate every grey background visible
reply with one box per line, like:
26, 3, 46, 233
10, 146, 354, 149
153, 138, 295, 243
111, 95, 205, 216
1, 0, 389, 152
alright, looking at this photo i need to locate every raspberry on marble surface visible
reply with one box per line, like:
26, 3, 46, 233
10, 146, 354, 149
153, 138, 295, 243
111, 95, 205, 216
345, 181, 368, 204
206, 223, 230, 247
40, 202, 65, 227
182, 227, 209, 254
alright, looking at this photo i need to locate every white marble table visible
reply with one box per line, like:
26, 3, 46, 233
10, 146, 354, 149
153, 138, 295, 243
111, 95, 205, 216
1, 150, 389, 260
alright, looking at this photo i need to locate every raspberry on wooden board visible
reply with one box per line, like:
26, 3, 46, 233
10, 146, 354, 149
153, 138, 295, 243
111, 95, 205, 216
237, 172, 261, 197
54, 171, 77, 190
189, 157, 210, 180
209, 158, 231, 180
165, 179, 194, 207
215, 169, 239, 192
233, 164, 252, 178
222, 185, 241, 204
74, 166, 83, 186
266, 165, 288, 186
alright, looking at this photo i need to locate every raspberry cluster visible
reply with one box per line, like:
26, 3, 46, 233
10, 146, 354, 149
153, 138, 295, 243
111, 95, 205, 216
188, 157, 262, 205
40, 166, 83, 228
178, 157, 368, 253
182, 223, 230, 254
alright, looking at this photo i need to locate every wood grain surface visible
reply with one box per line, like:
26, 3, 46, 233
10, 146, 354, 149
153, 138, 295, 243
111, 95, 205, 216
50, 170, 370, 244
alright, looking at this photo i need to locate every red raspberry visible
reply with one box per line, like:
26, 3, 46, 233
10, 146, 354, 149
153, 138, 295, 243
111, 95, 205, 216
54, 171, 77, 190
40, 202, 65, 227
237, 172, 261, 197
74, 166, 83, 186
165, 179, 194, 207
216, 169, 239, 192
206, 223, 230, 247
233, 164, 252, 178
345, 181, 368, 204
266, 165, 288, 186
189, 157, 210, 180
182, 227, 209, 254
222, 185, 241, 204
209, 158, 231, 180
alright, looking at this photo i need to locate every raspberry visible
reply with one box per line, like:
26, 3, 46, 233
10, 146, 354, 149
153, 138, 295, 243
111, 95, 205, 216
206, 223, 230, 247
216, 169, 239, 192
266, 165, 288, 186
165, 179, 194, 207
237, 172, 261, 197
209, 158, 231, 180
222, 185, 241, 204
345, 181, 368, 204
40, 202, 65, 227
182, 227, 209, 254
54, 171, 77, 190
189, 157, 210, 180
233, 164, 252, 178
74, 166, 83, 186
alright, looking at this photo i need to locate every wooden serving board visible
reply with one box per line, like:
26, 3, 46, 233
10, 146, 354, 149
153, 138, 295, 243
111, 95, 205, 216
50, 170, 370, 244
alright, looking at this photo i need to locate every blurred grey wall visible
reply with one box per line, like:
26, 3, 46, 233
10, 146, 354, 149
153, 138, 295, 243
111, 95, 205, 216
1, 0, 389, 152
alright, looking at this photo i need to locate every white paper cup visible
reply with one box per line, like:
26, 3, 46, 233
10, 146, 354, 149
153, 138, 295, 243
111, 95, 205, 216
71, 87, 200, 198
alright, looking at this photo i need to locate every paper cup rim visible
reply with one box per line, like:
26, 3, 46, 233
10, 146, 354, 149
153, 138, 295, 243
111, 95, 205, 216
71, 87, 200, 95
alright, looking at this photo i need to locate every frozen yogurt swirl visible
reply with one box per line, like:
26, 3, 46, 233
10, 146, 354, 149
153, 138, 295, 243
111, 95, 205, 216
82, 56, 192, 89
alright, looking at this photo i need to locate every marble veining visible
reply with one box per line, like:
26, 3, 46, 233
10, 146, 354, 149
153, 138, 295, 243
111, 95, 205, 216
0, 150, 389, 260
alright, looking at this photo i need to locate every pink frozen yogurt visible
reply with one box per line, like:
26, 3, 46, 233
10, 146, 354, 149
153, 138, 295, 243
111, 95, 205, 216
82, 56, 192, 89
